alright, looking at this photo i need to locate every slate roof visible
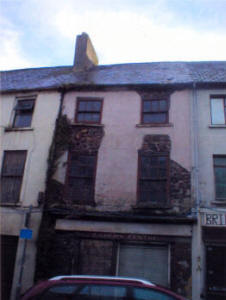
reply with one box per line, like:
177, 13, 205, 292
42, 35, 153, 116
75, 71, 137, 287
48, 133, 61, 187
1, 61, 226, 93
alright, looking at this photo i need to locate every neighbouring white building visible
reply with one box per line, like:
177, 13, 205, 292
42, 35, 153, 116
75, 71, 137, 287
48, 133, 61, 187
192, 86, 226, 300
0, 89, 61, 299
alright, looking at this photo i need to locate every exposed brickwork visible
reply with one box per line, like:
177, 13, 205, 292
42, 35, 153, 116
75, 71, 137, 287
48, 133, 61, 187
141, 134, 171, 153
45, 120, 104, 208
137, 134, 191, 214
80, 239, 114, 275
70, 125, 104, 152
170, 160, 191, 214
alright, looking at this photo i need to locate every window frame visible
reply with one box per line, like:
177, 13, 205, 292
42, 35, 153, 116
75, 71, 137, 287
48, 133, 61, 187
213, 155, 226, 202
137, 152, 170, 205
141, 97, 169, 125
65, 151, 98, 205
210, 95, 226, 125
1, 150, 27, 204
75, 97, 103, 124
13, 98, 35, 128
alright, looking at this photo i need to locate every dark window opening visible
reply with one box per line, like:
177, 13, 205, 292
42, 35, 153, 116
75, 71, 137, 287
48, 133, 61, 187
1, 151, 27, 204
75, 98, 103, 124
213, 156, 226, 201
1, 235, 18, 300
138, 153, 169, 204
13, 99, 35, 128
206, 245, 226, 300
66, 152, 97, 205
142, 99, 169, 124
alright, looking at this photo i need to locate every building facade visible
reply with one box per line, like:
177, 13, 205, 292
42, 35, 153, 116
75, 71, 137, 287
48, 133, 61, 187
1, 33, 226, 300
0, 90, 61, 299
193, 87, 226, 300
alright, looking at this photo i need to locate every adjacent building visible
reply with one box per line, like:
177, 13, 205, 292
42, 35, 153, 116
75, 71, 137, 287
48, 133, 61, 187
0, 77, 61, 299
1, 33, 226, 300
192, 81, 226, 300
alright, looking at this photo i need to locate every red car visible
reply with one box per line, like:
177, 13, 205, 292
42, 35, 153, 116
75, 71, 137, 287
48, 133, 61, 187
21, 275, 187, 300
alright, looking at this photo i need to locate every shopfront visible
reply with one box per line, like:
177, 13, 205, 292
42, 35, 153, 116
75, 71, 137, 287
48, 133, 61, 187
202, 212, 226, 300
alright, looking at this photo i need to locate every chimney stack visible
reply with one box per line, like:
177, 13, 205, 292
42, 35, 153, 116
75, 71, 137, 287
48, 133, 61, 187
73, 32, 98, 71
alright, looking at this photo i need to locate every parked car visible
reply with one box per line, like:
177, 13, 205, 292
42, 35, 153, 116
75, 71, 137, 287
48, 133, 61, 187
21, 275, 187, 300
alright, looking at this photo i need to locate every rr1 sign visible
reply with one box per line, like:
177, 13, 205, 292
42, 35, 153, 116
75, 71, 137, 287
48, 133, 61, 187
202, 213, 226, 226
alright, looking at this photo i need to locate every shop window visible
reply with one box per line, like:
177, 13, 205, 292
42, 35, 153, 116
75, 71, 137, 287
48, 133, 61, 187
141, 98, 169, 124
66, 152, 97, 205
13, 98, 35, 128
138, 153, 169, 204
211, 96, 226, 125
75, 98, 103, 124
213, 156, 226, 201
1, 151, 27, 204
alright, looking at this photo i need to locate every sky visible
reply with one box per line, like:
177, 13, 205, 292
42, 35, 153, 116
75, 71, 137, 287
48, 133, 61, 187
0, 0, 226, 71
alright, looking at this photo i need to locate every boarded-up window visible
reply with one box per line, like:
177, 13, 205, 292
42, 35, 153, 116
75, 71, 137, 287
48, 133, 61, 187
214, 156, 226, 201
67, 152, 97, 205
1, 151, 27, 203
13, 99, 35, 128
138, 153, 169, 204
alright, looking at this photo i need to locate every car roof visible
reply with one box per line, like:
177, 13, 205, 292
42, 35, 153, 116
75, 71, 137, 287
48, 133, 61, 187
49, 275, 154, 286
22, 276, 186, 300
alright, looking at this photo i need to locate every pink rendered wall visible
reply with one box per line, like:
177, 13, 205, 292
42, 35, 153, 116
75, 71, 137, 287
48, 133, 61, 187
62, 90, 191, 210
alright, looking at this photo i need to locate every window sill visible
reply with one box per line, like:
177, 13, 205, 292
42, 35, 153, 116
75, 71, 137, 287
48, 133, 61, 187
211, 200, 226, 206
71, 123, 104, 127
4, 127, 34, 132
0, 202, 22, 207
133, 203, 171, 209
136, 123, 173, 128
209, 125, 226, 128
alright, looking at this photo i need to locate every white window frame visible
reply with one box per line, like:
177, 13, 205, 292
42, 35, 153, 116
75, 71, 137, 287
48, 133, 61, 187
210, 96, 226, 125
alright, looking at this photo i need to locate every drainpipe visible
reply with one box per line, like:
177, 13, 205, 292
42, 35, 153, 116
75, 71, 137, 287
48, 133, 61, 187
191, 82, 203, 300
192, 82, 200, 212
15, 206, 33, 300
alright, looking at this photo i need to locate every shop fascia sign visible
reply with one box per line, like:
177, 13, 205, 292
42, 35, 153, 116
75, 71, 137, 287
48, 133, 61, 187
202, 212, 226, 226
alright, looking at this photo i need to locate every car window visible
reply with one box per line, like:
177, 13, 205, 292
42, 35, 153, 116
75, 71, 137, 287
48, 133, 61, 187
133, 287, 177, 300
78, 284, 127, 300
40, 284, 79, 300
